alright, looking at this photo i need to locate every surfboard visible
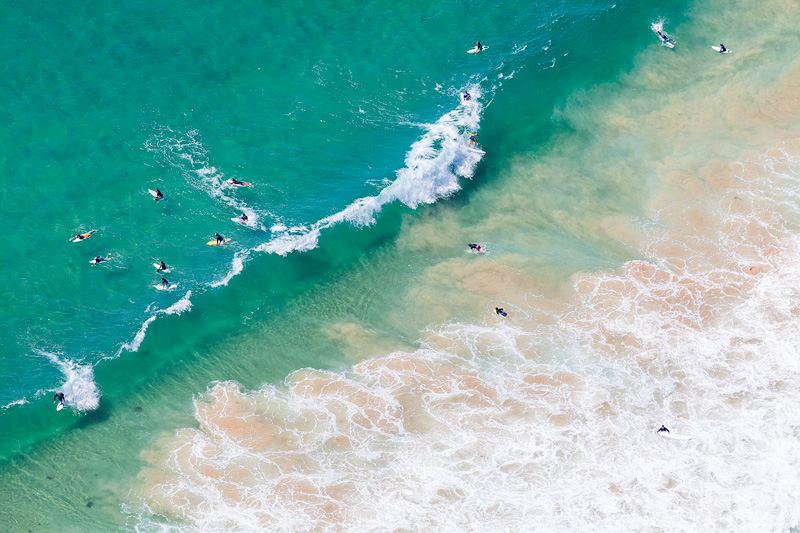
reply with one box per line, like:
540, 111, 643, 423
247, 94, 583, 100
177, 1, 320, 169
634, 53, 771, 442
148, 189, 166, 201
658, 431, 691, 440
155, 283, 177, 291
153, 263, 171, 273
71, 230, 96, 242
467, 46, 488, 54
468, 147, 486, 154
56, 402, 64, 411
206, 238, 232, 246
662, 40, 674, 48
711, 46, 731, 53
226, 179, 252, 187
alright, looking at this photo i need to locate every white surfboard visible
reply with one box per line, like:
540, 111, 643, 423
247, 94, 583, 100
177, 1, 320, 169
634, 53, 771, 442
467, 147, 486, 154
662, 40, 674, 48
71, 230, 96, 242
658, 431, 691, 440
155, 283, 178, 291
56, 402, 64, 411
153, 263, 171, 273
467, 46, 489, 54
711, 46, 731, 54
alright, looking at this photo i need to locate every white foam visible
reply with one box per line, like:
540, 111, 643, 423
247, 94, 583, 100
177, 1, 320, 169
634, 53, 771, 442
144, 127, 269, 231
250, 85, 486, 258
119, 291, 193, 354
1, 397, 28, 409
38, 350, 101, 412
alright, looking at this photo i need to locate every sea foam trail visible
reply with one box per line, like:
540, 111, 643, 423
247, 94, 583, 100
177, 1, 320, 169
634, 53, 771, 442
118, 291, 193, 354
144, 127, 268, 231
37, 350, 101, 412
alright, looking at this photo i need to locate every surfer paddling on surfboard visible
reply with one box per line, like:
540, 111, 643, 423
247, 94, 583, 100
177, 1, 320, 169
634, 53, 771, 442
468, 243, 483, 253
657, 425, 669, 434
495, 307, 509, 318
91, 253, 112, 265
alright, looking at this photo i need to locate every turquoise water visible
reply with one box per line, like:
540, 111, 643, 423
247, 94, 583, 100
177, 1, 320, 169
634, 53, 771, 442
7, 0, 800, 529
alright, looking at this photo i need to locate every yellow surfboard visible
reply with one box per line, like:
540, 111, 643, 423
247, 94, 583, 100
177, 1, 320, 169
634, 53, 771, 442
206, 238, 232, 246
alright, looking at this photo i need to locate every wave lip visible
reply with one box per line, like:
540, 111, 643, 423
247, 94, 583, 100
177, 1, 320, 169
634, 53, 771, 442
257, 86, 486, 258
119, 291, 193, 354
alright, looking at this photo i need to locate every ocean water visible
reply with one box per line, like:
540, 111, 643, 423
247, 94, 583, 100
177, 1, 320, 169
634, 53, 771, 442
4, 0, 800, 530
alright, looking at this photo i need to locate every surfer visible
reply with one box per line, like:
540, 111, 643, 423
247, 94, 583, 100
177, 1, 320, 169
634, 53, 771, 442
53, 392, 65, 408
240, 213, 249, 222
495, 307, 508, 317
74, 233, 85, 241
230, 178, 245, 186
161, 276, 170, 288
157, 261, 167, 271
155, 188, 164, 201
467, 132, 478, 147
718, 43, 727, 53
657, 425, 670, 433
657, 30, 673, 43
215, 232, 224, 244
475, 41, 483, 52
92, 253, 112, 264
463, 90, 471, 101
468, 243, 482, 253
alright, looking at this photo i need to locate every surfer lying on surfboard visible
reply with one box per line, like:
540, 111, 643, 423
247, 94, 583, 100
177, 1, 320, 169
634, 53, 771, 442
657, 425, 669, 434
70, 230, 96, 242
91, 253, 112, 265
468, 243, 483, 253
495, 307, 510, 318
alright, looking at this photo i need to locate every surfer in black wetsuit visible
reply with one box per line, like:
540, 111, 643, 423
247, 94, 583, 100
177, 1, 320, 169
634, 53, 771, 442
155, 188, 164, 201
158, 261, 167, 271
495, 307, 507, 317
463, 90, 471, 101
161, 277, 170, 288
231, 178, 245, 186
53, 392, 65, 407
476, 41, 483, 52
468, 243, 482, 252
215, 232, 224, 244
240, 213, 248, 222
719, 43, 727, 53
657, 425, 669, 433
